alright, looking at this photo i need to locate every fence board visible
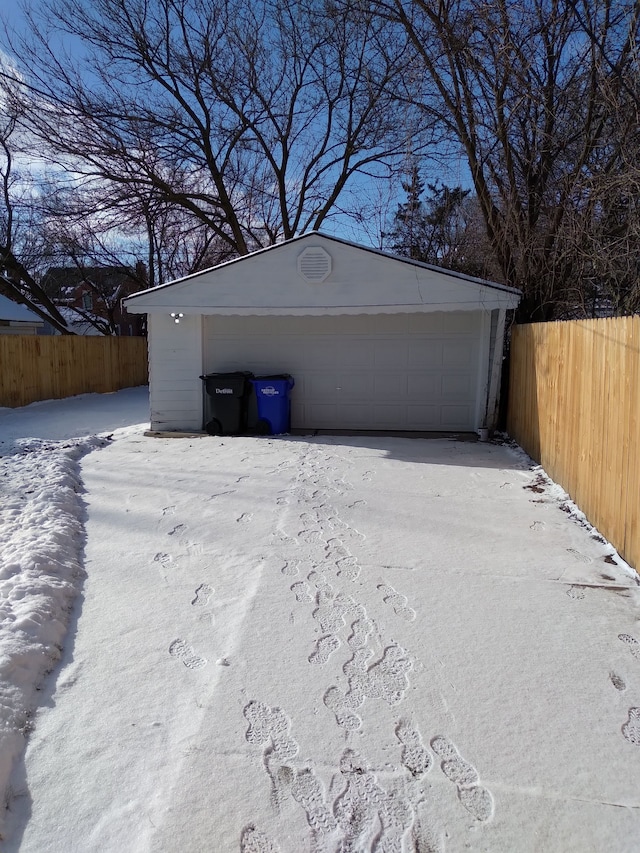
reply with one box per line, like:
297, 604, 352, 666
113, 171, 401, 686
508, 317, 640, 573
0, 335, 148, 408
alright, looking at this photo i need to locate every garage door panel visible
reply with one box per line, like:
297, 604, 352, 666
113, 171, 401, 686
346, 339, 376, 367
331, 315, 376, 334
441, 405, 473, 428
408, 374, 440, 396
369, 313, 410, 334
408, 339, 442, 367
204, 314, 479, 431
297, 340, 339, 369
373, 373, 410, 398
442, 374, 473, 396
340, 404, 373, 425
372, 405, 404, 426
440, 312, 479, 332
306, 373, 341, 396
443, 341, 475, 367
406, 405, 440, 428
337, 373, 375, 398
374, 339, 408, 366
306, 403, 339, 426
291, 401, 305, 422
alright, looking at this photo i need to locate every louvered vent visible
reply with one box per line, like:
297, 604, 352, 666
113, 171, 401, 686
297, 247, 332, 282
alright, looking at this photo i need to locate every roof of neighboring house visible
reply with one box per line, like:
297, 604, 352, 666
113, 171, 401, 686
0, 293, 44, 324
44, 265, 134, 285
42, 266, 145, 303
54, 306, 103, 335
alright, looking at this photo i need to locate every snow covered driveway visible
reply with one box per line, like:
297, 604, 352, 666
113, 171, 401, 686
3, 388, 640, 852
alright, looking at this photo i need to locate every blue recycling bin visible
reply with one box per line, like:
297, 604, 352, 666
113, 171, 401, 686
251, 375, 295, 435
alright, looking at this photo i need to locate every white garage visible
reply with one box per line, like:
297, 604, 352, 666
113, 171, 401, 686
124, 233, 520, 433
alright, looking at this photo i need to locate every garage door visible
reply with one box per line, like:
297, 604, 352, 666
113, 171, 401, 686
203, 313, 483, 430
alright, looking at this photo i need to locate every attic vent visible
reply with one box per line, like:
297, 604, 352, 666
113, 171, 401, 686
298, 246, 332, 283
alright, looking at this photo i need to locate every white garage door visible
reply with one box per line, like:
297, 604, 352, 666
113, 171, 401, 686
203, 312, 483, 431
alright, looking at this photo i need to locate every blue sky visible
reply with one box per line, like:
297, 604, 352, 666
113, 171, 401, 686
1, 0, 471, 251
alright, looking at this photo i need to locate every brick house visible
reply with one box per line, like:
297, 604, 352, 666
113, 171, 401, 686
42, 264, 147, 336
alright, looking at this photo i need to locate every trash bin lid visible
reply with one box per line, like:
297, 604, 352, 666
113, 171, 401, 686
253, 374, 295, 388
200, 371, 253, 397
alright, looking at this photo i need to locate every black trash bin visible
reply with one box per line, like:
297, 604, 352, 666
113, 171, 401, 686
200, 371, 253, 435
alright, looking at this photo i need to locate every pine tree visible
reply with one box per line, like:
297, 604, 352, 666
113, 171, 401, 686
386, 165, 430, 260
385, 166, 472, 270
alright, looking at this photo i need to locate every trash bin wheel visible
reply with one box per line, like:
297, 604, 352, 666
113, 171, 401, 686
205, 418, 223, 436
256, 418, 271, 435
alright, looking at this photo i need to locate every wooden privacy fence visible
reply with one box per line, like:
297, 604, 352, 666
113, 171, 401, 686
508, 316, 640, 572
0, 335, 148, 408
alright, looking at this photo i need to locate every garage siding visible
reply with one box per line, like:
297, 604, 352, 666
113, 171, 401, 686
149, 314, 203, 431
203, 312, 484, 431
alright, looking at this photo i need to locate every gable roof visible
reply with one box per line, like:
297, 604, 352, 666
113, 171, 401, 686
0, 293, 44, 324
124, 231, 521, 316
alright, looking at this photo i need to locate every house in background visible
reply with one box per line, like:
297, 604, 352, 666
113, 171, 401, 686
124, 232, 521, 434
0, 293, 45, 335
42, 264, 147, 336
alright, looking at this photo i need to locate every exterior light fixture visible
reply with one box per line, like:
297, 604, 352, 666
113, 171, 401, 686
170, 312, 184, 324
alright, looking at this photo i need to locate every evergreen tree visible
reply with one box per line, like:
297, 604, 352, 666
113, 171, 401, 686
386, 165, 430, 260
385, 167, 475, 272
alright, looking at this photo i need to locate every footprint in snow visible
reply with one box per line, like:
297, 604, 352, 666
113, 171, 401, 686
299, 528, 323, 544
378, 583, 416, 621
336, 556, 360, 582
619, 634, 640, 660
240, 825, 281, 853
291, 581, 314, 603
610, 672, 626, 691
567, 547, 592, 564
622, 708, 640, 746
396, 719, 432, 776
168, 639, 207, 669
308, 635, 341, 665
191, 584, 213, 607
430, 735, 494, 822
566, 586, 585, 600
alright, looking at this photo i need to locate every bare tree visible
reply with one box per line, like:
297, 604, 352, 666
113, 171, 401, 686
375, 0, 640, 320
0, 91, 74, 332
2, 0, 428, 261
42, 176, 233, 289
0, 49, 238, 333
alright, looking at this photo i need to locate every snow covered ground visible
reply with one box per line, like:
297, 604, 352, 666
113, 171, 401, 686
1, 387, 640, 852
